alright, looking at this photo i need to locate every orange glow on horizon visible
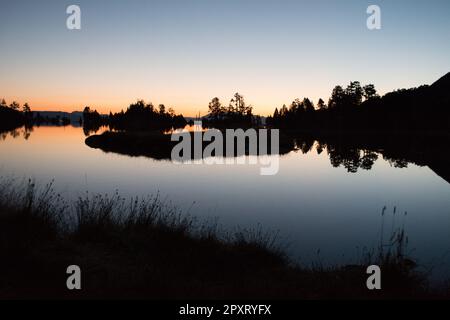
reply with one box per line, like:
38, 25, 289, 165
1, 90, 330, 118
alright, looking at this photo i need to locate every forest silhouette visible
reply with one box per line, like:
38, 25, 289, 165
2, 72, 450, 184
2, 73, 450, 299
80, 73, 450, 184
2, 72, 449, 136
267, 72, 450, 135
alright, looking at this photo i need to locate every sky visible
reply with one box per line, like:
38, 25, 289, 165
0, 0, 449, 116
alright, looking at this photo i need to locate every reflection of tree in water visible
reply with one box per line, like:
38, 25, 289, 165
297, 139, 381, 173
83, 124, 103, 137
336, 149, 379, 172
9, 129, 20, 139
360, 150, 379, 170
291, 133, 450, 182
316, 142, 324, 155
295, 137, 315, 154
0, 126, 34, 141
326, 145, 363, 173
21, 125, 33, 140
384, 157, 409, 168
290, 135, 420, 173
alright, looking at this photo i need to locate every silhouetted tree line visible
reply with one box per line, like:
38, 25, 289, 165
82, 100, 187, 135
108, 100, 186, 131
203, 93, 260, 128
0, 99, 33, 133
0, 98, 187, 137
0, 99, 76, 134
267, 72, 450, 134
81, 106, 108, 135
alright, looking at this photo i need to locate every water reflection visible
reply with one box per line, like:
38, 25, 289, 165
3, 124, 450, 186
81, 126, 450, 185
1, 125, 450, 282
0, 126, 33, 141
303, 134, 450, 184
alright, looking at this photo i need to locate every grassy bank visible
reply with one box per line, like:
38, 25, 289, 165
0, 177, 444, 299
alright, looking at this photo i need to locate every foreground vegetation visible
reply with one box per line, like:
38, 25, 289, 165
0, 177, 447, 299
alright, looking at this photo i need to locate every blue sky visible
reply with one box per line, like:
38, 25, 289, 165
1, 0, 449, 115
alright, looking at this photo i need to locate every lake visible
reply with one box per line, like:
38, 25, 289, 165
1, 125, 450, 283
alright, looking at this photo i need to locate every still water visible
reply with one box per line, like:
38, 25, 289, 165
1, 125, 450, 282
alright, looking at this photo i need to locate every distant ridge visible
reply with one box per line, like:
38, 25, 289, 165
431, 72, 450, 89
32, 111, 87, 123
429, 72, 450, 101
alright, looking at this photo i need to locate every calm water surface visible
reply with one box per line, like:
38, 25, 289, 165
1, 126, 450, 281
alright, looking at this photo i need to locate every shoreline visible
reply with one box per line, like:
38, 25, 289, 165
0, 177, 445, 299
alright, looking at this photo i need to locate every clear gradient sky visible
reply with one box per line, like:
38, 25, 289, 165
1, 0, 449, 116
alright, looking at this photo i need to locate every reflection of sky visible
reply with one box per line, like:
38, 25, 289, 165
1, 0, 449, 116
1, 125, 450, 282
